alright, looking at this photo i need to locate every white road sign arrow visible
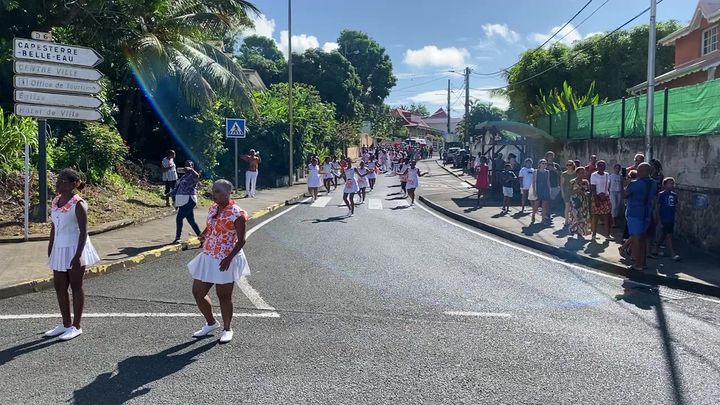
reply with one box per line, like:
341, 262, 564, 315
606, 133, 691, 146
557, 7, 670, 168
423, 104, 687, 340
14, 75, 102, 95
13, 38, 103, 67
15, 104, 102, 122
14, 60, 103, 81
14, 90, 102, 109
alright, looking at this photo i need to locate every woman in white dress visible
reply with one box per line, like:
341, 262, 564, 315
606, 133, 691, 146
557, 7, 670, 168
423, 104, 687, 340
322, 157, 334, 194
187, 180, 250, 343
307, 157, 322, 202
357, 161, 370, 204
405, 160, 426, 206
331, 157, 342, 190
367, 157, 378, 191
45, 168, 100, 341
342, 158, 365, 217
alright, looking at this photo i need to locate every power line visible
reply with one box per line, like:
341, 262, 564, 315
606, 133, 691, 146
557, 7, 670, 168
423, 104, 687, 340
553, 0, 611, 45
473, 0, 596, 77
471, 0, 663, 93
392, 75, 451, 92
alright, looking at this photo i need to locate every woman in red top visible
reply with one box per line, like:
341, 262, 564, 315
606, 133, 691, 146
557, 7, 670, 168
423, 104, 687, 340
475, 156, 490, 208
187, 179, 250, 343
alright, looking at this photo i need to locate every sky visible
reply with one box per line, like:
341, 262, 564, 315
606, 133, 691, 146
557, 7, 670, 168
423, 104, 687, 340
241, 0, 692, 116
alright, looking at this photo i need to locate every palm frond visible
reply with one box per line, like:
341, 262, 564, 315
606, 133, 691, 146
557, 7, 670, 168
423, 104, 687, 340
167, 46, 216, 108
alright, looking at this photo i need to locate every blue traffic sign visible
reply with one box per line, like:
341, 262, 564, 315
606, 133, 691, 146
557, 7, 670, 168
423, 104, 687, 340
226, 118, 246, 139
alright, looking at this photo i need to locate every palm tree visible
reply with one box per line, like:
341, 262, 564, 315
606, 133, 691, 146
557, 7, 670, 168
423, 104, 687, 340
123, 0, 260, 109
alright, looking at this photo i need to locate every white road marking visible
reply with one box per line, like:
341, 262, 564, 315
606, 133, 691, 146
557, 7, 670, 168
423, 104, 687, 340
310, 196, 332, 207
444, 311, 512, 318
239, 276, 276, 311
697, 296, 720, 305
0, 312, 280, 320
416, 202, 651, 286
368, 198, 382, 210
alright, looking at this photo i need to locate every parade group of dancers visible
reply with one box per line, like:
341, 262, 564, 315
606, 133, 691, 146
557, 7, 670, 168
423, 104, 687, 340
305, 147, 426, 216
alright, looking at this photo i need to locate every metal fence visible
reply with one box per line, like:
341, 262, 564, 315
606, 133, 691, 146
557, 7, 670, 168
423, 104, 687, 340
536, 79, 720, 140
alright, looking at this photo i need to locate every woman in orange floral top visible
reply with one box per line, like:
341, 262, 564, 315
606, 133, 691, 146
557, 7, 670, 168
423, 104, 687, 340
187, 179, 250, 343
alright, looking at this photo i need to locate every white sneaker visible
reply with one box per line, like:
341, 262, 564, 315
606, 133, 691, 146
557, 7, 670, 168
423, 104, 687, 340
192, 322, 221, 338
219, 329, 233, 343
44, 324, 69, 337
58, 326, 82, 341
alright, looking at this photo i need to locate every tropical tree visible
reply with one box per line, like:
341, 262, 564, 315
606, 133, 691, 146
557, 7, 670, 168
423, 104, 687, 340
337, 30, 397, 109
456, 101, 506, 142
236, 34, 287, 86
529, 81, 607, 119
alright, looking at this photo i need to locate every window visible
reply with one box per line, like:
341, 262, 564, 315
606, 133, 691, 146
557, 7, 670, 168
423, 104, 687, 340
703, 26, 718, 55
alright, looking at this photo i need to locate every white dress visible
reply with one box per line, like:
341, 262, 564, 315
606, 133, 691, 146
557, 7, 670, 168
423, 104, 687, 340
188, 203, 250, 285
343, 167, 360, 193
357, 168, 369, 189
332, 162, 341, 177
48, 195, 100, 271
322, 163, 334, 180
407, 168, 420, 189
307, 164, 322, 188
367, 162, 377, 180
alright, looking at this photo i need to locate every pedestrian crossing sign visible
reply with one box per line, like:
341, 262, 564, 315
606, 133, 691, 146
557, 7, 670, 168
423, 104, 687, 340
225, 118, 246, 139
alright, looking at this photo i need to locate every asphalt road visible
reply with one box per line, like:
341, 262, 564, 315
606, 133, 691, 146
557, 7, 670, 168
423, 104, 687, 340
1, 160, 719, 404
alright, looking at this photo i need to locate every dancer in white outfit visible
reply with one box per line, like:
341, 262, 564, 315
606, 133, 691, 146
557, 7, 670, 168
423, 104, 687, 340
331, 157, 342, 190
342, 158, 365, 216
404, 160, 426, 206
357, 161, 370, 203
367, 158, 378, 191
45, 169, 100, 341
307, 157, 322, 201
322, 157, 334, 194
187, 180, 250, 343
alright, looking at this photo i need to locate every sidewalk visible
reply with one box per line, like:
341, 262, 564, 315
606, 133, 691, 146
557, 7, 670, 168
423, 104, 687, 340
0, 183, 310, 296
424, 161, 720, 296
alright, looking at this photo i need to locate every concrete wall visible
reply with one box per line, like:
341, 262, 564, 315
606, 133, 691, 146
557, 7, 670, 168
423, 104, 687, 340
551, 135, 720, 252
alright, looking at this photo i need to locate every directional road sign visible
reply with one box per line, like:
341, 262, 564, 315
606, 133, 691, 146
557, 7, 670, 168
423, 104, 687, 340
14, 75, 102, 95
14, 38, 103, 67
226, 118, 247, 139
14, 60, 103, 81
14, 90, 102, 109
15, 104, 102, 122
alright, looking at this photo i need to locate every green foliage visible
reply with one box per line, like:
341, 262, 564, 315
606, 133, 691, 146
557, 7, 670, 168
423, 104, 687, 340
398, 104, 429, 117
504, 21, 682, 120
531, 81, 607, 119
366, 105, 403, 141
59, 123, 129, 183
337, 30, 397, 109
293, 49, 363, 121
457, 101, 506, 141
0, 107, 37, 172
237, 35, 286, 86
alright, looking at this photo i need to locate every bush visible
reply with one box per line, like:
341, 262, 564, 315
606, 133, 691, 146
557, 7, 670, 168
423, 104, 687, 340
0, 107, 38, 172
59, 123, 129, 183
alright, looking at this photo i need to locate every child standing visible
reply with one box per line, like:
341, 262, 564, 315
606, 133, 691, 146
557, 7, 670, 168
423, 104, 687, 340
475, 156, 490, 208
652, 178, 680, 260
500, 163, 517, 212
45, 169, 100, 341
518, 158, 535, 213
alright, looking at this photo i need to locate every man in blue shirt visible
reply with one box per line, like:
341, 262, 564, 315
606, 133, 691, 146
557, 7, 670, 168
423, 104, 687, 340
623, 163, 657, 271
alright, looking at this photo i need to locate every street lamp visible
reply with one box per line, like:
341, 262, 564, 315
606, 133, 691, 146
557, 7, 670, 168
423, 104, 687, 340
288, 0, 294, 186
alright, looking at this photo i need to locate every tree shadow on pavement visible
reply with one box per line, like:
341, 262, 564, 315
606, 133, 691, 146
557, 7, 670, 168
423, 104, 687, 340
0, 337, 61, 367
107, 244, 172, 258
73, 339, 216, 405
521, 223, 549, 236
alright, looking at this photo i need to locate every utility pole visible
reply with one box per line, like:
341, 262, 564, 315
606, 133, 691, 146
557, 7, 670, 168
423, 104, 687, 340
464, 67, 471, 147
645, 0, 657, 160
446, 79, 451, 139
288, 0, 294, 186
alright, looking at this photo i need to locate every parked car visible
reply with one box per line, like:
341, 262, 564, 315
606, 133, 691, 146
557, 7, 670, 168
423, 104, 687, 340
453, 149, 469, 168
444, 147, 461, 163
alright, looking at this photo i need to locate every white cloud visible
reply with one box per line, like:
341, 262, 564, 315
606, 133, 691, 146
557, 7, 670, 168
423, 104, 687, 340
241, 13, 276, 39
529, 23, 582, 46
322, 42, 340, 52
482, 24, 520, 43
404, 46, 470, 68
279, 31, 320, 56
402, 88, 510, 110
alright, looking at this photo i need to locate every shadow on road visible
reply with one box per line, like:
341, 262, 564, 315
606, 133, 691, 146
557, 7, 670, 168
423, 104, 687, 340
310, 216, 348, 224
0, 337, 61, 367
106, 244, 172, 258
73, 339, 216, 405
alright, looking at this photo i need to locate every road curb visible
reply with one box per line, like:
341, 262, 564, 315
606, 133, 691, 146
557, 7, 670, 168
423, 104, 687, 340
419, 195, 720, 298
0, 192, 307, 300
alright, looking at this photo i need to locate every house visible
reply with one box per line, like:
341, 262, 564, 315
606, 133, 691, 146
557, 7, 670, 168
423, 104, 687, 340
423, 108, 462, 142
629, 0, 720, 94
390, 108, 443, 139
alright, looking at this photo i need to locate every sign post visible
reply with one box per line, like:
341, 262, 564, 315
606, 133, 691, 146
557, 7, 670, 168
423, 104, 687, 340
13, 34, 105, 223
225, 118, 247, 191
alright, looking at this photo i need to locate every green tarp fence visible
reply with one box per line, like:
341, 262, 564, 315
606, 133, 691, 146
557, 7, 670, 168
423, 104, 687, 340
539, 79, 720, 140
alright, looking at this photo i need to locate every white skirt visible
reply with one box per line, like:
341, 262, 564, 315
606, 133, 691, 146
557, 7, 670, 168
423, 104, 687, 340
343, 178, 359, 193
188, 251, 250, 285
48, 240, 100, 271
308, 173, 322, 188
